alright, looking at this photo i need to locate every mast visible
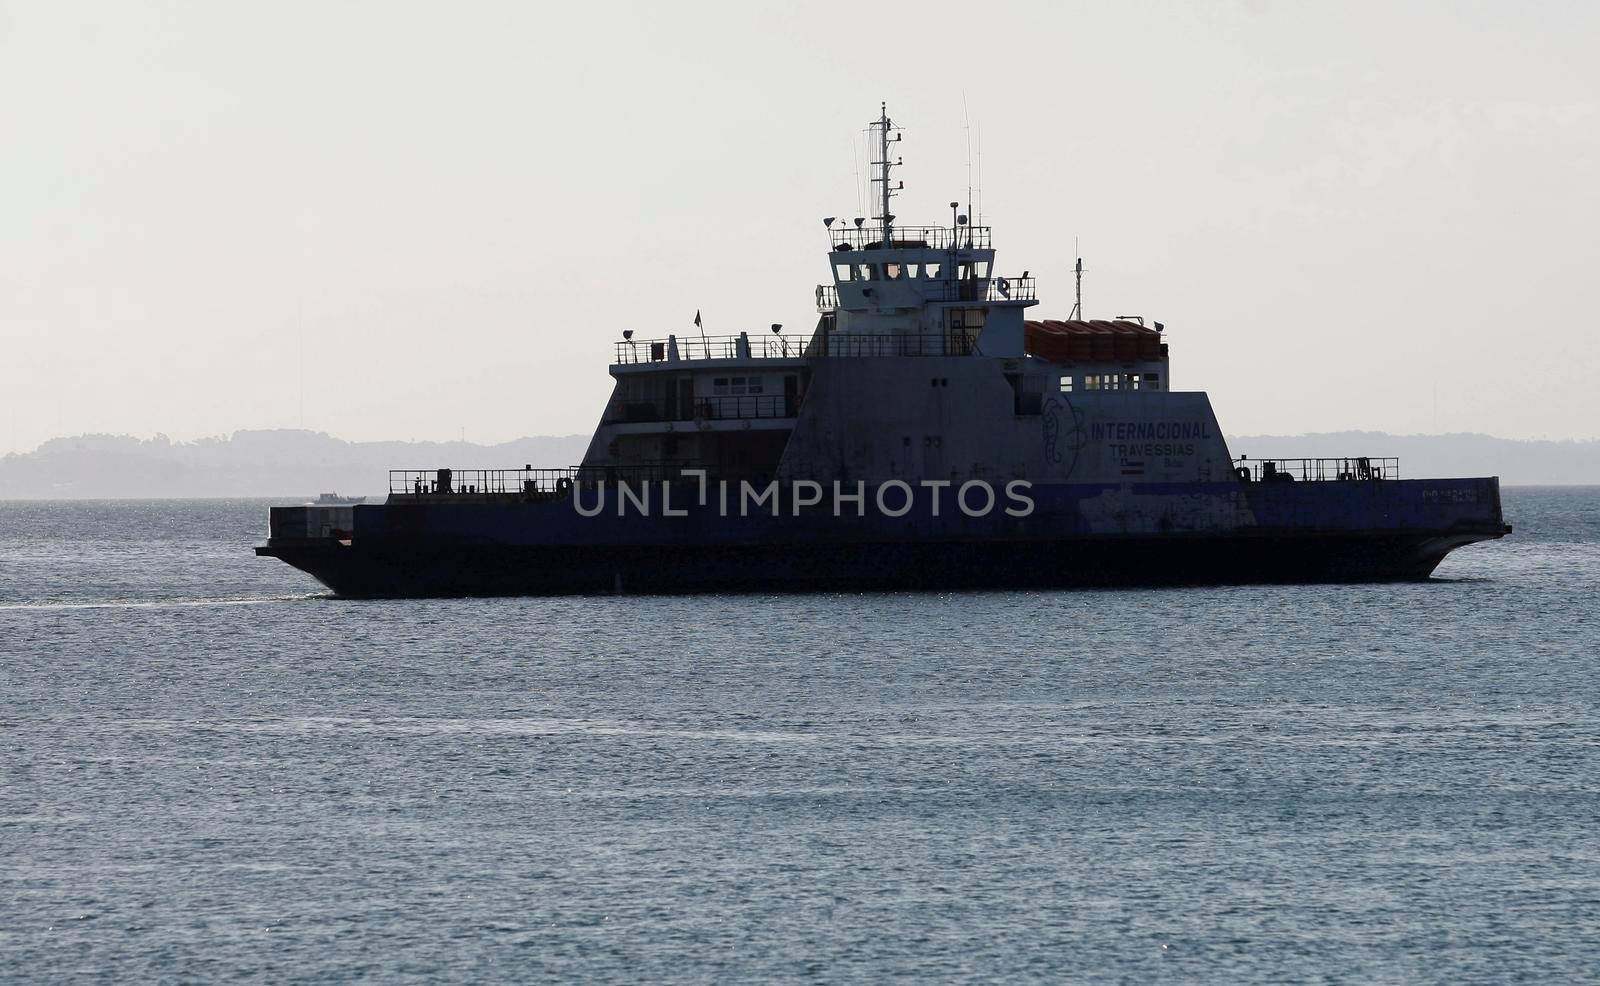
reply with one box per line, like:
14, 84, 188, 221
869, 102, 901, 244
1070, 240, 1084, 320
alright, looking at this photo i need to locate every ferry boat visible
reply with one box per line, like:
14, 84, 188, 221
257, 105, 1510, 597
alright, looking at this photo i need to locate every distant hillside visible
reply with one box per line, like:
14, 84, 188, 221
0, 430, 591, 499
1, 429, 1595, 499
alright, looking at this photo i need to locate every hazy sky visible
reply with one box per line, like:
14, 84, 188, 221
2, 0, 1596, 454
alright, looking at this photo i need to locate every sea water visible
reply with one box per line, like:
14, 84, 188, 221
2, 489, 1597, 982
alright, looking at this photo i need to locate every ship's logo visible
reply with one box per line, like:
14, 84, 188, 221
1042, 396, 1088, 476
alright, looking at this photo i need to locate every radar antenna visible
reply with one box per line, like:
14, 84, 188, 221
869, 102, 903, 244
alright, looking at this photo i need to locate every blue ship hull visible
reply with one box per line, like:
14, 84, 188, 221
257, 477, 1509, 597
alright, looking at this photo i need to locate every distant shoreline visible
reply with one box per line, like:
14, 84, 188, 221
4, 429, 1599, 498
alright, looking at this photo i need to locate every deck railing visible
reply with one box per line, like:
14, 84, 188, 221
826, 225, 993, 251
816, 275, 1035, 312
390, 467, 579, 496
389, 462, 714, 497
1233, 457, 1400, 483
613, 331, 978, 363
605, 395, 796, 424
614, 334, 804, 365
695, 395, 795, 419
818, 333, 973, 357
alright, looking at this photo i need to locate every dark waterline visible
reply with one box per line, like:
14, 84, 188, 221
3, 489, 1597, 982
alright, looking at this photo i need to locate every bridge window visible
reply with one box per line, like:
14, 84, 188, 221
885, 262, 903, 279
1059, 375, 1073, 392
858, 264, 875, 281
974, 261, 990, 278
713, 375, 764, 396
835, 264, 852, 281
907, 263, 920, 277
924, 262, 942, 278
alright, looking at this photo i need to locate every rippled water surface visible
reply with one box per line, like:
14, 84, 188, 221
3, 490, 1598, 982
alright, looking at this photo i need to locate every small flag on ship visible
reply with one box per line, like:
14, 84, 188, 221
693, 310, 702, 329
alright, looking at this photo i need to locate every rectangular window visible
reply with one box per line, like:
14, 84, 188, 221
1085, 375, 1101, 391
1129, 374, 1141, 391
835, 264, 852, 281
907, 263, 920, 278
974, 261, 990, 278
1059, 376, 1073, 392
858, 264, 875, 281
1105, 374, 1120, 391
1144, 373, 1161, 390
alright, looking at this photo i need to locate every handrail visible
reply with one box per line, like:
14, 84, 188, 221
816, 275, 1035, 312
390, 467, 579, 496
695, 395, 794, 419
613, 334, 803, 365
613, 332, 976, 363
1232, 457, 1400, 483
827, 225, 993, 251
605, 394, 797, 424
814, 333, 973, 357
389, 462, 712, 497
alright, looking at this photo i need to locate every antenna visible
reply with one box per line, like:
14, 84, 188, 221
962, 95, 973, 241
869, 101, 901, 244
1070, 238, 1084, 320
851, 134, 864, 221
297, 302, 305, 430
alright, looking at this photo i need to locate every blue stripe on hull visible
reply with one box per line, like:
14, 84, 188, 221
260, 529, 1492, 598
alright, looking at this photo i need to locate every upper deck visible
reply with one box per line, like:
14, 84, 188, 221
612, 331, 977, 368
826, 224, 993, 252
